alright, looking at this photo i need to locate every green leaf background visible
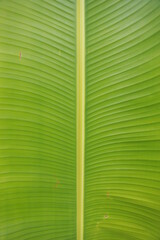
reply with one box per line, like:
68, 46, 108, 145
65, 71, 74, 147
0, 0, 160, 239
0, 0, 76, 239
85, 1, 160, 239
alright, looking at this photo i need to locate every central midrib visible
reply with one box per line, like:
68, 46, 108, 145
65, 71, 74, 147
76, 0, 85, 240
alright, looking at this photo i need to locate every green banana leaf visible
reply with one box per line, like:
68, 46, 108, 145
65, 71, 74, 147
0, 0, 160, 239
85, 1, 160, 239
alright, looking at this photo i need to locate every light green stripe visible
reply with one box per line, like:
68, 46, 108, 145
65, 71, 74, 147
77, 0, 85, 239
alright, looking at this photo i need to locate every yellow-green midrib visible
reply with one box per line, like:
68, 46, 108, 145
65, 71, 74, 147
77, 0, 85, 240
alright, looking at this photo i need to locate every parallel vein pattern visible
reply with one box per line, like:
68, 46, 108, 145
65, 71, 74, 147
85, 1, 160, 239
0, 0, 76, 239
